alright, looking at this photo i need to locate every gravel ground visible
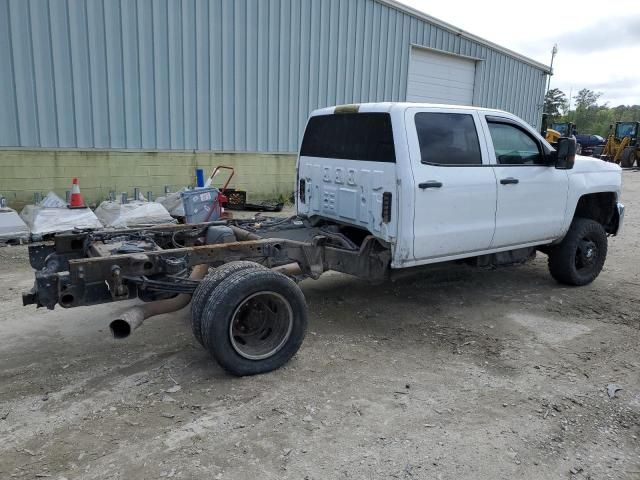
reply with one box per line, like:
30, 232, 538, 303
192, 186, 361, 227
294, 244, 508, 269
1, 172, 639, 480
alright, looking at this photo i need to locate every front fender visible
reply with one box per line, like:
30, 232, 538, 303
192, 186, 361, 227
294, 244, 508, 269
559, 163, 622, 240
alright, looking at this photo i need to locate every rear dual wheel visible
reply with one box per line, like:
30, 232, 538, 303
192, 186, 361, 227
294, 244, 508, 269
191, 261, 266, 346
195, 266, 308, 376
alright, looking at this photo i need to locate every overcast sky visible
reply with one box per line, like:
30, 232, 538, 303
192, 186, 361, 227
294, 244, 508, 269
401, 0, 640, 107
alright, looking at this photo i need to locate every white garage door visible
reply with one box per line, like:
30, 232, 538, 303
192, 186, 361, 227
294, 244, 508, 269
407, 47, 476, 105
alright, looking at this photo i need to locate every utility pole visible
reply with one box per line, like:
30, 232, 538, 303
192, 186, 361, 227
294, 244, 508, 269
543, 44, 558, 121
568, 86, 573, 122
546, 44, 558, 94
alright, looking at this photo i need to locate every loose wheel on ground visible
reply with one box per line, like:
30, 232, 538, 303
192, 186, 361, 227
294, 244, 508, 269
190, 261, 266, 346
200, 268, 308, 376
547, 217, 607, 286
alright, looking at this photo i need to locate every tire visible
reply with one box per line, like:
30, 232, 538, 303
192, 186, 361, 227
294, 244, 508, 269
201, 268, 308, 376
621, 148, 635, 168
592, 146, 604, 158
190, 261, 265, 346
547, 218, 607, 286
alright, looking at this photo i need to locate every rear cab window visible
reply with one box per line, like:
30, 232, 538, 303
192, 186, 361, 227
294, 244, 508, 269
300, 112, 396, 162
415, 112, 482, 165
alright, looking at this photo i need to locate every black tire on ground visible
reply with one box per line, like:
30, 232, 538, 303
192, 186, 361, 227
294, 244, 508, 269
620, 147, 635, 168
592, 146, 604, 158
200, 268, 308, 376
190, 261, 266, 346
547, 218, 607, 286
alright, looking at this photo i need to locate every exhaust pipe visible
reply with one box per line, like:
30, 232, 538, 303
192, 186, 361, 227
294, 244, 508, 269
109, 307, 146, 339
109, 264, 209, 339
272, 262, 302, 276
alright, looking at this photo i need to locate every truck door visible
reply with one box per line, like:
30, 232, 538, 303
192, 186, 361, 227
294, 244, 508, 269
480, 114, 569, 247
405, 107, 497, 261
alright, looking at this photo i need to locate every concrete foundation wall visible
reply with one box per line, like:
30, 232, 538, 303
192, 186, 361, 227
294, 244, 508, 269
0, 150, 296, 209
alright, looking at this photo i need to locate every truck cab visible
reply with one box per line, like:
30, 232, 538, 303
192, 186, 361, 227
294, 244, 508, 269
297, 103, 623, 275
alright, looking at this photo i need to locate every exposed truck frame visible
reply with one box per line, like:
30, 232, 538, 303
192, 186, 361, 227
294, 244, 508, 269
23, 219, 391, 312
22, 217, 398, 376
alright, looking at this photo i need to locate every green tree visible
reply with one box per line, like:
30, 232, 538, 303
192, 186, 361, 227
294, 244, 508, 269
560, 98, 640, 137
573, 89, 605, 133
544, 88, 569, 119
573, 88, 602, 110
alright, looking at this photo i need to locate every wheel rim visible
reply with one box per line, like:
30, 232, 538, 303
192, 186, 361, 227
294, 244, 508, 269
575, 235, 599, 273
229, 291, 293, 360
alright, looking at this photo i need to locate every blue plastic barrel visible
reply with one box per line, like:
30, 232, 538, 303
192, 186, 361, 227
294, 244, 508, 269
195, 168, 205, 188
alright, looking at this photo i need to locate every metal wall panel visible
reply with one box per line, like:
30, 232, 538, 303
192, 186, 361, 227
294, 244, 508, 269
0, 0, 548, 152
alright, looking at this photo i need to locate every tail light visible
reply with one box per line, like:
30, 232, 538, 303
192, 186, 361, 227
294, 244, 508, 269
382, 192, 392, 223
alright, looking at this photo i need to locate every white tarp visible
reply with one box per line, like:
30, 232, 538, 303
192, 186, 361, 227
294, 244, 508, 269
155, 188, 187, 217
95, 200, 175, 228
0, 208, 30, 243
40, 191, 67, 208
20, 192, 103, 236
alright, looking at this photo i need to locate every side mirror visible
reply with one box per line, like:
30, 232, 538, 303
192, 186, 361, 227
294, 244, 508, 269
554, 136, 577, 169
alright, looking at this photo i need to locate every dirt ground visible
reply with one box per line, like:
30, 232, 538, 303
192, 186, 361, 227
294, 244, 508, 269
1, 173, 639, 480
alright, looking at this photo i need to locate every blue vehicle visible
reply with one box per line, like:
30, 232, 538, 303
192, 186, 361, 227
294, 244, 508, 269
575, 134, 605, 156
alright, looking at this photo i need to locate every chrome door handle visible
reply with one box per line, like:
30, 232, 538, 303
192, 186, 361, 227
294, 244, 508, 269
500, 177, 519, 185
419, 181, 443, 189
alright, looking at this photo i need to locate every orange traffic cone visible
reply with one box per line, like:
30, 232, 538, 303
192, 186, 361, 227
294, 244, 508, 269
68, 178, 87, 209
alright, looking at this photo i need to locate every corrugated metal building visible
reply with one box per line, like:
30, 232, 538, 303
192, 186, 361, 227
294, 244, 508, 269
0, 0, 550, 206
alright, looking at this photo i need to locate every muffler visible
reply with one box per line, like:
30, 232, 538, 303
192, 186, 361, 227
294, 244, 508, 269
109, 264, 208, 339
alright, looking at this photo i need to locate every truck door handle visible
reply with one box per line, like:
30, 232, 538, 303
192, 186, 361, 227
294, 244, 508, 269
419, 181, 443, 189
500, 177, 519, 185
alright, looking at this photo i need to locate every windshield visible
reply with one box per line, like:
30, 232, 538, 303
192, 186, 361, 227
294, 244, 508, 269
615, 122, 638, 139
551, 123, 569, 136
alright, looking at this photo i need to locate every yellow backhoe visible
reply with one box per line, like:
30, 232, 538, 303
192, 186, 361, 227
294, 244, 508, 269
593, 122, 639, 167
541, 116, 576, 145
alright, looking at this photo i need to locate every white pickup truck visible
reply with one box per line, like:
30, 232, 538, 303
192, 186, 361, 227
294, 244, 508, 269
297, 103, 623, 283
23, 103, 624, 376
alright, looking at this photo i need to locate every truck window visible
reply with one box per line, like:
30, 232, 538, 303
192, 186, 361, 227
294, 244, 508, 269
300, 113, 396, 162
415, 113, 482, 166
487, 122, 544, 165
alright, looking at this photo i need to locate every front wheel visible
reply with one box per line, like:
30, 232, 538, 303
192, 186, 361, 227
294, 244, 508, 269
547, 218, 607, 286
621, 148, 635, 168
201, 268, 308, 376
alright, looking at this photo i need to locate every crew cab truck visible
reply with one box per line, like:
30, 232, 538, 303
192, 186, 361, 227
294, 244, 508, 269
22, 103, 624, 377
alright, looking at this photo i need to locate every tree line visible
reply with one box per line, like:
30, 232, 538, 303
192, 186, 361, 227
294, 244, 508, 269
544, 88, 640, 137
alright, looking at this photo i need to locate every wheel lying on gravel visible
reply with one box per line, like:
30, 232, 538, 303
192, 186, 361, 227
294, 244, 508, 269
547, 217, 607, 286
191, 261, 266, 346
200, 268, 308, 376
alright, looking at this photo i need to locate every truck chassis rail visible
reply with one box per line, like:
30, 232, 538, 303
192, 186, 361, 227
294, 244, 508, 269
23, 220, 391, 310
